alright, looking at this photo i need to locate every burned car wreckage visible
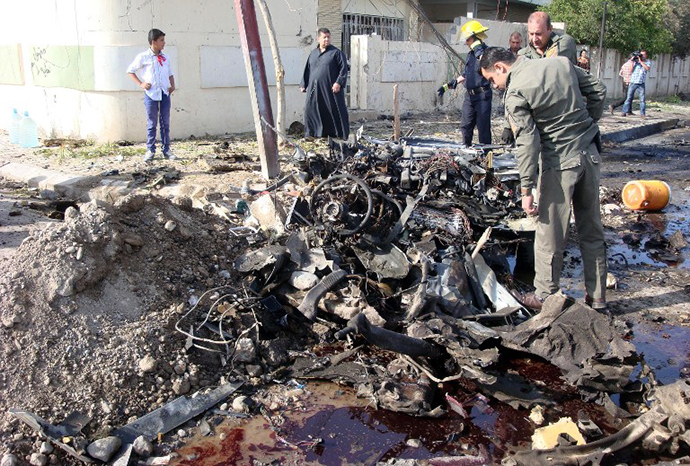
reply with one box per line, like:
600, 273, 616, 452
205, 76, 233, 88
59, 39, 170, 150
11, 133, 690, 465
223, 134, 690, 463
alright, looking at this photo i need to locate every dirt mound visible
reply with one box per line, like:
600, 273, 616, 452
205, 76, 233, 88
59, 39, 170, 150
0, 194, 245, 440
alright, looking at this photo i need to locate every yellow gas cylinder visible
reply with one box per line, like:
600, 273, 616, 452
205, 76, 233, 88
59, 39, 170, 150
621, 180, 671, 211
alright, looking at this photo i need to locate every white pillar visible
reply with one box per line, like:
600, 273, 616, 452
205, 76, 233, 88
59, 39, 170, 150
467, 1, 477, 18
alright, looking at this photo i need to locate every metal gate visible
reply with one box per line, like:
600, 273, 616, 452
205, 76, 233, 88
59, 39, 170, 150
342, 13, 405, 58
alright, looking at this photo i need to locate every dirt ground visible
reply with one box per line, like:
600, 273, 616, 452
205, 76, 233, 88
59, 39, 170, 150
0, 102, 689, 465
580, 127, 690, 322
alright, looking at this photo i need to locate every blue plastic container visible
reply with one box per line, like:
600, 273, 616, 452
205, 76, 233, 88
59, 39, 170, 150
20, 111, 40, 148
9, 109, 22, 144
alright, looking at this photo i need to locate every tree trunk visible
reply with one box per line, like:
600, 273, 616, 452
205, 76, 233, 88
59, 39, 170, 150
255, 0, 287, 146
393, 84, 400, 142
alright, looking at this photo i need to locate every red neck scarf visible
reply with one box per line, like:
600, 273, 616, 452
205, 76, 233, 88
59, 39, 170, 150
156, 54, 166, 66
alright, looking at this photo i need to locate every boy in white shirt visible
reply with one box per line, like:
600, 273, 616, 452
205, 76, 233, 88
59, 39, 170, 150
127, 29, 176, 161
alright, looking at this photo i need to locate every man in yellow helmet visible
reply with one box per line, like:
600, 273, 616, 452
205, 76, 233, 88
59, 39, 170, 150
438, 20, 493, 146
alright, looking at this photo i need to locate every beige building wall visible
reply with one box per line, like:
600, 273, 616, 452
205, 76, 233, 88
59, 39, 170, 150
350, 35, 465, 113
420, 1, 538, 23
0, 0, 319, 142
318, 0, 344, 48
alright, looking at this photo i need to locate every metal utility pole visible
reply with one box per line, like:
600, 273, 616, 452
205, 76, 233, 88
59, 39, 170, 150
596, 1, 607, 80
235, 0, 279, 179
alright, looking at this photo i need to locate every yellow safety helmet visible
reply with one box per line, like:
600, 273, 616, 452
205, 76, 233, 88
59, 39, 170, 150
459, 20, 489, 41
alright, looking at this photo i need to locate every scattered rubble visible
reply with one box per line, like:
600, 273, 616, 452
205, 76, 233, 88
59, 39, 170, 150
0, 128, 689, 465
0, 193, 246, 462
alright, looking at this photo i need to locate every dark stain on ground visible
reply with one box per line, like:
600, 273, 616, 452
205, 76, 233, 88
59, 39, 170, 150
178, 354, 623, 465
177, 427, 245, 465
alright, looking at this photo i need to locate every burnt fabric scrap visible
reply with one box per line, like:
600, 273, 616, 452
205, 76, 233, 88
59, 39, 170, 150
300, 44, 349, 139
499, 294, 637, 395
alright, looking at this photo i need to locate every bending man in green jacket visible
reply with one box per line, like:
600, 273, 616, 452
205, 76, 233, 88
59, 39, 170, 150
479, 47, 608, 312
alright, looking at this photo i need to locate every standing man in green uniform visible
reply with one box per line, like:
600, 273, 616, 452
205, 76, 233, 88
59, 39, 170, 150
519, 11, 577, 64
479, 47, 608, 311
501, 13, 578, 145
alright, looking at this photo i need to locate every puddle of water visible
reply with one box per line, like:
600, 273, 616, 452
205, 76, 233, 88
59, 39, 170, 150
630, 322, 690, 385
612, 187, 690, 269
607, 241, 673, 268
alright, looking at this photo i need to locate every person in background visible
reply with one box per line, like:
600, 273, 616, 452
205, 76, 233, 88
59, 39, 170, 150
621, 50, 652, 119
501, 12, 577, 145
437, 20, 493, 146
300, 28, 350, 139
577, 49, 590, 73
610, 55, 634, 114
509, 32, 523, 57
127, 28, 176, 162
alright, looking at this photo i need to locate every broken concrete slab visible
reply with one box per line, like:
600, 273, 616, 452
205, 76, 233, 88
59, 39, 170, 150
0, 163, 96, 200
249, 194, 287, 235
86, 436, 122, 462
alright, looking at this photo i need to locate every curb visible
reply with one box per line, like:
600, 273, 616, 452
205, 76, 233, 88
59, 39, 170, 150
601, 118, 681, 143
0, 162, 132, 200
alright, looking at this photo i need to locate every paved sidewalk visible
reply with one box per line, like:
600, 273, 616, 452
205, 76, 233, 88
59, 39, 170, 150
0, 111, 687, 204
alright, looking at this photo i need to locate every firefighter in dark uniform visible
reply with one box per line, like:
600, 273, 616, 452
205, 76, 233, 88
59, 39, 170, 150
437, 20, 492, 147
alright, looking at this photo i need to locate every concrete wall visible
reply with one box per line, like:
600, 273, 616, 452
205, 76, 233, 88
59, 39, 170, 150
345, 0, 412, 19
0, 0, 318, 142
344, 0, 418, 41
0, 0, 421, 143
350, 16, 529, 113
319, 0, 344, 49
350, 35, 466, 112
352, 20, 690, 113
422, 2, 536, 23
590, 48, 690, 99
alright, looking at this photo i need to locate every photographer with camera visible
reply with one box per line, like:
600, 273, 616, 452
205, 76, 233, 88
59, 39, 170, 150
621, 50, 651, 119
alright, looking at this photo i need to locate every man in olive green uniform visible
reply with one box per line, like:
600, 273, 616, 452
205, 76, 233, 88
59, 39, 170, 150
480, 47, 608, 311
519, 11, 577, 64
500, 14, 577, 145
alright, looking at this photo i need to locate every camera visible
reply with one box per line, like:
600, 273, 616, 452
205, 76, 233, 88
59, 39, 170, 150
631, 51, 643, 60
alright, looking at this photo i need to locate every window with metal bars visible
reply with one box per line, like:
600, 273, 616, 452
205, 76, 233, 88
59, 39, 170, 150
342, 13, 405, 59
